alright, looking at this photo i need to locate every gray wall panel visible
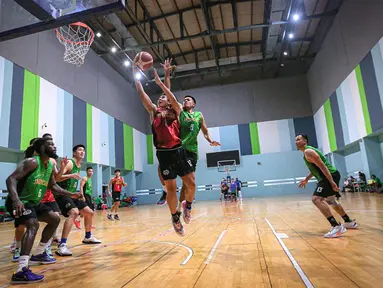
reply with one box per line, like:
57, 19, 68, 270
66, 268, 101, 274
169, 75, 312, 127
308, 0, 383, 113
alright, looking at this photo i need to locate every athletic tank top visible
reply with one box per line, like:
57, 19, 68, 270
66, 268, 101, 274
112, 177, 124, 192
152, 107, 181, 149
303, 145, 337, 181
84, 177, 92, 196
180, 110, 202, 155
17, 156, 53, 204
41, 189, 55, 203
58, 159, 80, 193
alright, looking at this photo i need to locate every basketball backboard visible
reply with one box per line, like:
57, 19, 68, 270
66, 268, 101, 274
0, 0, 125, 41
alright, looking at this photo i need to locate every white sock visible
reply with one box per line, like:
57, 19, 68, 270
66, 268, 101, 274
16, 241, 21, 249
162, 185, 167, 193
17, 255, 29, 272
54, 229, 59, 239
46, 238, 53, 247
35, 242, 47, 255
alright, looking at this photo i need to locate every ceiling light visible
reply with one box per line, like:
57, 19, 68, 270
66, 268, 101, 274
124, 60, 130, 67
281, 63, 285, 67
288, 33, 294, 39
135, 72, 142, 80
283, 51, 288, 56
111, 47, 117, 53
96, 32, 102, 37
292, 14, 300, 21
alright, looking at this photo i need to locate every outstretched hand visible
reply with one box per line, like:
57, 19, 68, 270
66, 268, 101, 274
210, 141, 221, 147
161, 58, 176, 74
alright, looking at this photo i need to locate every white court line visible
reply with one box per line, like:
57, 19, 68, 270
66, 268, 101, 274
204, 230, 227, 264
265, 218, 314, 288
150, 240, 194, 265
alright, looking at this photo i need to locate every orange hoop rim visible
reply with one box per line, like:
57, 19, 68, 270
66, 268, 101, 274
55, 22, 94, 45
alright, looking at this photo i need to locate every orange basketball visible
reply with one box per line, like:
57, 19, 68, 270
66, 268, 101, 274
134, 52, 153, 71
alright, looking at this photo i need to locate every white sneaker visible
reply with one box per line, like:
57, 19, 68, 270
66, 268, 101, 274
324, 225, 347, 238
55, 244, 72, 256
343, 220, 358, 229
82, 236, 101, 244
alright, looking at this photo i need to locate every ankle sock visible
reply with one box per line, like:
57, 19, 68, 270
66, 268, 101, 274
342, 214, 351, 222
327, 216, 339, 227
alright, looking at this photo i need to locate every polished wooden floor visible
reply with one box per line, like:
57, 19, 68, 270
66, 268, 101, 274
1, 192, 383, 288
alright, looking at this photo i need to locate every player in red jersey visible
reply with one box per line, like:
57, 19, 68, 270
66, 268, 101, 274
107, 169, 127, 221
133, 63, 196, 236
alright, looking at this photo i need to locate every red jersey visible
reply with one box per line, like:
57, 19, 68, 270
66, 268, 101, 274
41, 189, 55, 203
112, 177, 124, 192
152, 107, 181, 149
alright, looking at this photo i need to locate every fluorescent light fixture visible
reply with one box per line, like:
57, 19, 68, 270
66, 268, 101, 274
292, 14, 300, 21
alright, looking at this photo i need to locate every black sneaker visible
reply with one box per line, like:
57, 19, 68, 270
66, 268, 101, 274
156, 191, 167, 206
107, 214, 113, 221
114, 214, 120, 221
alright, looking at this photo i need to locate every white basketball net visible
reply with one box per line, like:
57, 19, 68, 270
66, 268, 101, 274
55, 22, 94, 66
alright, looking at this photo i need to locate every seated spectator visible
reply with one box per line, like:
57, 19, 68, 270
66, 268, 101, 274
96, 196, 103, 210
359, 171, 366, 182
342, 178, 354, 192
370, 174, 382, 193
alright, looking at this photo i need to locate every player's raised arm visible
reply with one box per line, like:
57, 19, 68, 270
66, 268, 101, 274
133, 66, 156, 117
153, 68, 182, 116
162, 58, 176, 90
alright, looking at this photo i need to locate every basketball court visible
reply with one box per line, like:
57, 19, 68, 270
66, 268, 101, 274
1, 193, 382, 287
0, 0, 383, 287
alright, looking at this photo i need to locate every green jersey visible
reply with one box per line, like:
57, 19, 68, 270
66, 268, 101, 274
17, 156, 53, 204
303, 146, 337, 181
180, 110, 203, 155
58, 159, 80, 193
84, 177, 92, 196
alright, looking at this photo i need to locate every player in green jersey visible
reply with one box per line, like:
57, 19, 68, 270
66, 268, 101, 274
153, 67, 220, 224
6, 138, 82, 284
10, 135, 65, 262
55, 145, 101, 257
81, 167, 94, 209
296, 134, 358, 238
73, 167, 94, 229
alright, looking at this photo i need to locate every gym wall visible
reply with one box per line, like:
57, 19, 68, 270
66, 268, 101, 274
170, 75, 312, 128
307, 0, 383, 113
313, 37, 383, 180
0, 29, 149, 134
139, 116, 318, 204
0, 56, 146, 173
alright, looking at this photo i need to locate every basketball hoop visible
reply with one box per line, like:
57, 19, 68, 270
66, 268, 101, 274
55, 22, 94, 66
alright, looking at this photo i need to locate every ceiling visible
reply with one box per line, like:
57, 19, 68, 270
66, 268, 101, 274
87, 0, 344, 92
